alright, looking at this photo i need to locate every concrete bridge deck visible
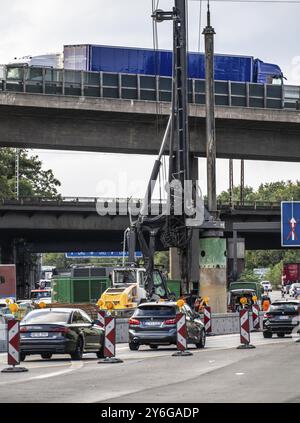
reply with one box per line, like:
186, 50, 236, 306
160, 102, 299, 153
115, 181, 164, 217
0, 198, 282, 251
0, 91, 300, 161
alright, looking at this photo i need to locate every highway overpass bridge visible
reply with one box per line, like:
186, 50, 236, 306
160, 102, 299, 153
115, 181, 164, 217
0, 69, 300, 161
0, 197, 282, 254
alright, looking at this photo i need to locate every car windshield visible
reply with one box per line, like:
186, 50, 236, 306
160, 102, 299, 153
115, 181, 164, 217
22, 310, 70, 324
135, 306, 176, 317
31, 291, 51, 300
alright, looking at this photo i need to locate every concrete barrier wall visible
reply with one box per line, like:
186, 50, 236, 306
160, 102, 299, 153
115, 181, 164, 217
116, 313, 264, 343
0, 313, 264, 351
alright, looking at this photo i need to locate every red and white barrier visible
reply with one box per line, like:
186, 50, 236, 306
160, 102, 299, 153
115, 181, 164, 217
8, 320, 20, 366
204, 307, 212, 335
99, 315, 123, 364
97, 311, 106, 330
252, 305, 260, 331
238, 310, 255, 349
177, 313, 187, 352
2, 319, 28, 373
173, 313, 193, 357
104, 316, 116, 358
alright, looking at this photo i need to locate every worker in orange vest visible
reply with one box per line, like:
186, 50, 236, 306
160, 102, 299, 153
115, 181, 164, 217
262, 294, 271, 312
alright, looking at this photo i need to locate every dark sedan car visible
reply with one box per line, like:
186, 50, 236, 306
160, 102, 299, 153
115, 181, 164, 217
128, 302, 206, 351
20, 308, 105, 361
263, 300, 300, 338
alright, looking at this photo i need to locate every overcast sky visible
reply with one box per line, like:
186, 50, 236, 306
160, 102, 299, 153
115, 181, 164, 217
1, 0, 299, 198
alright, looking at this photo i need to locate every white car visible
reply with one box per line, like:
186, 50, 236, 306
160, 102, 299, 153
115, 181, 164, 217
261, 281, 272, 292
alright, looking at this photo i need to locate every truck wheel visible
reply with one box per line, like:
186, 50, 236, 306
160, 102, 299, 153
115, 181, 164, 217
263, 331, 272, 339
129, 342, 139, 351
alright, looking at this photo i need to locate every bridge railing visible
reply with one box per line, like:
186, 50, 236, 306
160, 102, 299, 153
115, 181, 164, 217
0, 196, 281, 210
0, 65, 296, 110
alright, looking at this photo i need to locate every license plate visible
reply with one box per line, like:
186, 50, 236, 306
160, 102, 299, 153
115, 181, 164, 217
279, 316, 289, 320
144, 322, 161, 327
31, 332, 49, 338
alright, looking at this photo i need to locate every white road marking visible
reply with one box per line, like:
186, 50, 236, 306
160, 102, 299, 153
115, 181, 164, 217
0, 362, 83, 386
29, 361, 83, 380
236, 373, 245, 376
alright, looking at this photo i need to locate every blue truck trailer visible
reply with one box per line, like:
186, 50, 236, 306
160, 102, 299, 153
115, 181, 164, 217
64, 44, 283, 84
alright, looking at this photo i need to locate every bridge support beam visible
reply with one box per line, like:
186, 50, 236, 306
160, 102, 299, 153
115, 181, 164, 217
227, 236, 245, 283
199, 237, 227, 313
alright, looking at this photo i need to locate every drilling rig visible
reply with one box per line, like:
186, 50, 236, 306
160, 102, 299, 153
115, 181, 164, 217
99, 1, 224, 313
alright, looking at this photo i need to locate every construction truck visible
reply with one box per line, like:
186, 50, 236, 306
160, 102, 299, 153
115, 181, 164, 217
98, 266, 171, 317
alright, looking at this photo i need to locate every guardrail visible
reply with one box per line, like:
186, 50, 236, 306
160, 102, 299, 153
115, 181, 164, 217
0, 196, 281, 210
0, 65, 297, 110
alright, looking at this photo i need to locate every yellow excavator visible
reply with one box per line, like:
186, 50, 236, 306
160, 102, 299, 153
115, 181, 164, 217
98, 266, 171, 317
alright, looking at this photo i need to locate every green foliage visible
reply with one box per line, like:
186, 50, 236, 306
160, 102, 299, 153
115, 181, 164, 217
43, 253, 70, 269
218, 185, 257, 203
256, 181, 300, 202
238, 269, 260, 282
218, 180, 300, 204
0, 148, 61, 199
155, 252, 169, 270
265, 262, 283, 288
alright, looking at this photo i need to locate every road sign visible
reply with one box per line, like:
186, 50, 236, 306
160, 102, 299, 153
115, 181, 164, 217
281, 202, 300, 247
65, 252, 143, 259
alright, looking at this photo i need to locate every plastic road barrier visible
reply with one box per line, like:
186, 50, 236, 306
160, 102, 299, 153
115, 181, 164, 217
237, 310, 256, 350
2, 320, 28, 373
98, 315, 123, 364
173, 313, 193, 357
252, 305, 260, 331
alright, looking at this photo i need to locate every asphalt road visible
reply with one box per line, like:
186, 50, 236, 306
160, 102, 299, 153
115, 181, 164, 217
0, 331, 299, 403
0, 291, 296, 403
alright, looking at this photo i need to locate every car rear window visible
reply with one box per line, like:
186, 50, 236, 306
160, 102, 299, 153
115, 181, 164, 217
135, 306, 176, 317
270, 303, 299, 312
22, 311, 70, 324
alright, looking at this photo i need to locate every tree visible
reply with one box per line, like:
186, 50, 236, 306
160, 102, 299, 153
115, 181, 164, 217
0, 148, 61, 199
238, 269, 260, 282
218, 185, 257, 204
256, 181, 300, 202
265, 262, 283, 288
218, 180, 300, 204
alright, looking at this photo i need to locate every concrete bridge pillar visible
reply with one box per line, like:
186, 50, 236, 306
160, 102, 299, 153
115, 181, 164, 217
199, 237, 227, 314
227, 237, 245, 284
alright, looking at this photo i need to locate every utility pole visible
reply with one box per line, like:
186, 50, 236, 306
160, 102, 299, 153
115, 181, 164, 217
203, 1, 217, 216
240, 159, 245, 206
199, 2, 227, 313
229, 159, 234, 208
15, 148, 20, 200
